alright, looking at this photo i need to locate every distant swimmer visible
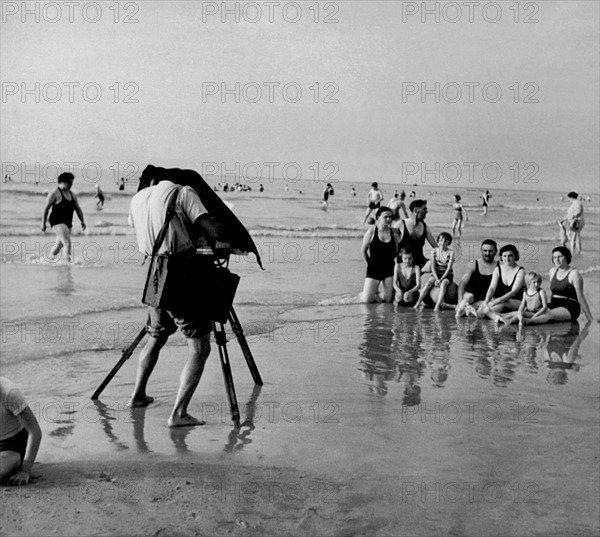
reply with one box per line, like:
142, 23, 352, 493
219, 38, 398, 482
481, 189, 491, 215
259, 184, 264, 192
363, 182, 384, 225
351, 186, 357, 197
94, 184, 105, 210
118, 177, 125, 191
40, 172, 86, 262
451, 194, 469, 237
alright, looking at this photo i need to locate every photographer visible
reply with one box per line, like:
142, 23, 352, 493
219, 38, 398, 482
128, 177, 228, 427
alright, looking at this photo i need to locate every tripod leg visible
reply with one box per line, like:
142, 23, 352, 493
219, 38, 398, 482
92, 327, 147, 400
228, 307, 263, 386
213, 321, 241, 428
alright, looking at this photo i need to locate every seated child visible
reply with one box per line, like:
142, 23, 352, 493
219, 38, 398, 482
414, 232, 455, 311
501, 271, 548, 325
393, 246, 421, 307
0, 377, 42, 485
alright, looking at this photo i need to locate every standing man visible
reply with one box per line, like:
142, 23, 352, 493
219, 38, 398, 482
128, 177, 227, 427
363, 182, 385, 224
455, 240, 499, 318
392, 199, 437, 269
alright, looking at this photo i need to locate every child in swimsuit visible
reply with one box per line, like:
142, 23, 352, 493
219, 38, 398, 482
414, 232, 455, 311
451, 194, 468, 237
393, 246, 421, 307
502, 271, 548, 325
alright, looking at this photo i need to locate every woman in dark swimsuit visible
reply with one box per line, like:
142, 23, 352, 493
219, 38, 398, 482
360, 207, 397, 303
521, 246, 594, 324
480, 244, 525, 321
41, 172, 86, 262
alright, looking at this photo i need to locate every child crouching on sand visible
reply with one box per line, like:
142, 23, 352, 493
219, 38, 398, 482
414, 232, 455, 311
501, 271, 548, 325
0, 377, 42, 486
393, 246, 421, 307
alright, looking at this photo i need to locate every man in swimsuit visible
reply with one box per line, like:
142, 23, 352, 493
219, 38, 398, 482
363, 182, 384, 225
392, 199, 436, 269
455, 239, 498, 317
41, 172, 86, 262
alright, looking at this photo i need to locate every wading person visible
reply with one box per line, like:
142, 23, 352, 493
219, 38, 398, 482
41, 172, 86, 262
392, 199, 437, 270
128, 177, 228, 427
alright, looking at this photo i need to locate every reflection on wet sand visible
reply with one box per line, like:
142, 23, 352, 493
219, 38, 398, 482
359, 305, 591, 399
53, 264, 75, 295
91, 400, 129, 452
224, 385, 262, 453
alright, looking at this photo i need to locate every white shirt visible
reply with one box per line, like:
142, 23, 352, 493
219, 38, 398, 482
129, 181, 207, 256
0, 377, 27, 440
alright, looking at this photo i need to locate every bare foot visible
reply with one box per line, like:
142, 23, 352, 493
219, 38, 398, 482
127, 395, 154, 408
465, 305, 477, 318
168, 414, 206, 428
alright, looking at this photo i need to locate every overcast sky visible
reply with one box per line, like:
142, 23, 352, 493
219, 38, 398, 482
1, 1, 598, 192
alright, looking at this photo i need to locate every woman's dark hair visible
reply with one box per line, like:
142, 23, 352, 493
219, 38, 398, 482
552, 246, 572, 264
454, 194, 461, 201
567, 191, 578, 199
499, 244, 520, 262
58, 172, 74, 184
375, 206, 392, 220
409, 199, 427, 212
371, 182, 378, 188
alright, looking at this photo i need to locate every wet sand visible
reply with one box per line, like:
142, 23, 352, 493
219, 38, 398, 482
2, 304, 599, 536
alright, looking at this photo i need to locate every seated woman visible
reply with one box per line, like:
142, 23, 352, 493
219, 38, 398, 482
360, 207, 398, 303
479, 244, 525, 321
520, 246, 594, 325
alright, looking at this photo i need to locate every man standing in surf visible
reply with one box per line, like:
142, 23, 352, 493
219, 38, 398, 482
40, 172, 86, 262
392, 199, 437, 270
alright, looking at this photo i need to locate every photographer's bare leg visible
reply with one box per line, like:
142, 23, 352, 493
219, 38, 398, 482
128, 335, 168, 407
168, 334, 211, 427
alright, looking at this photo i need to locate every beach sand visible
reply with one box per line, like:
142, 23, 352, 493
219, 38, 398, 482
2, 303, 599, 536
